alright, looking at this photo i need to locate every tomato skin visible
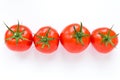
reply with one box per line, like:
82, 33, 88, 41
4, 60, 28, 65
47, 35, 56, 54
60, 23, 90, 53
91, 27, 118, 53
5, 25, 33, 52
33, 26, 59, 54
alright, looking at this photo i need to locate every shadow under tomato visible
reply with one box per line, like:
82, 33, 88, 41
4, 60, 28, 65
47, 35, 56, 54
14, 45, 34, 59
32, 46, 58, 63
88, 44, 115, 62
59, 43, 89, 64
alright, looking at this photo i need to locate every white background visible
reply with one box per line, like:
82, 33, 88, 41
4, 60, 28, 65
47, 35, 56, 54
0, 0, 120, 80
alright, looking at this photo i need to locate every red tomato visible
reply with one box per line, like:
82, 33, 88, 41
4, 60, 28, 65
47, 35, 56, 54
33, 26, 59, 54
5, 22, 33, 52
91, 27, 118, 53
60, 23, 90, 53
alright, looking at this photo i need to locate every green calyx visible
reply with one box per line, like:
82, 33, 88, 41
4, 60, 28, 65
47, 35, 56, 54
5, 21, 29, 45
99, 26, 119, 46
73, 22, 89, 45
35, 28, 54, 48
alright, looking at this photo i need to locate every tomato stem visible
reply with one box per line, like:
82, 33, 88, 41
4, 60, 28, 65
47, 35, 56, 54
80, 22, 82, 32
46, 28, 50, 37
73, 26, 77, 33
99, 26, 119, 46
35, 28, 54, 49
4, 22, 14, 34
73, 22, 89, 45
17, 21, 20, 32
5, 21, 30, 45
111, 34, 119, 39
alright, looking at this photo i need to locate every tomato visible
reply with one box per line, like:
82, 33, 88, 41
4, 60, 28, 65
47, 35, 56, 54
4, 22, 33, 52
91, 27, 118, 53
33, 26, 59, 54
60, 23, 90, 53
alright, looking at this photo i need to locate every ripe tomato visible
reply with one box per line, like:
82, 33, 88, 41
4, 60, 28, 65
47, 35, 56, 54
4, 22, 33, 52
60, 23, 90, 53
91, 27, 118, 53
33, 26, 59, 54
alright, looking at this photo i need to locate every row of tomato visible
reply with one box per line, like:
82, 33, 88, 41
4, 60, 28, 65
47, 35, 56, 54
4, 22, 119, 54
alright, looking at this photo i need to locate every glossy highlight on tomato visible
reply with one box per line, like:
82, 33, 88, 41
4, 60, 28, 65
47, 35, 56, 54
5, 22, 33, 52
91, 27, 118, 53
60, 23, 90, 53
33, 26, 59, 54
